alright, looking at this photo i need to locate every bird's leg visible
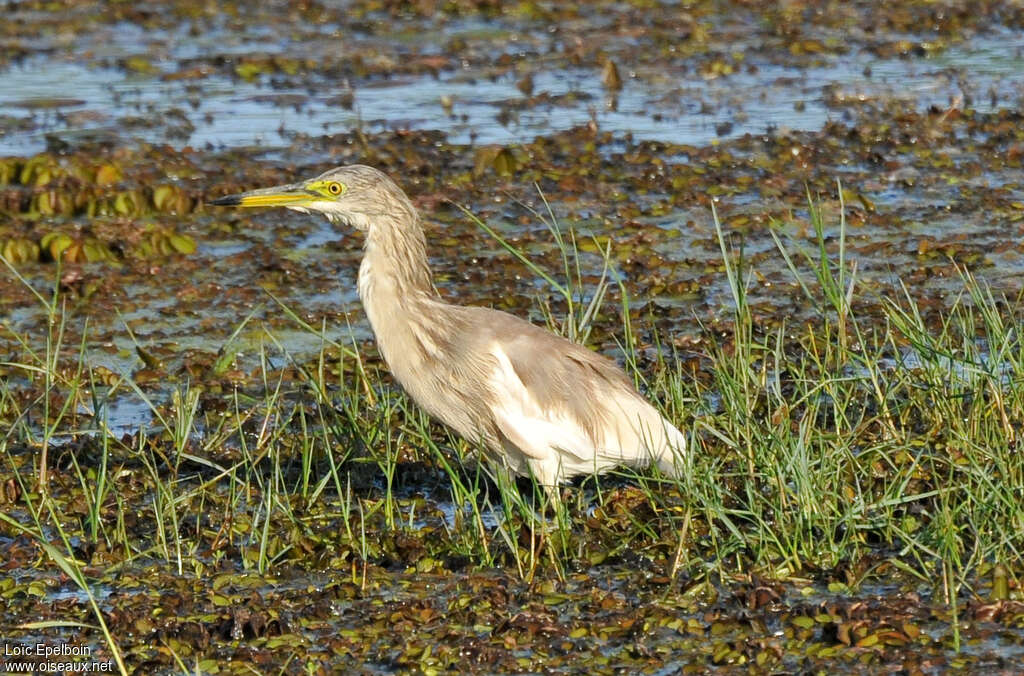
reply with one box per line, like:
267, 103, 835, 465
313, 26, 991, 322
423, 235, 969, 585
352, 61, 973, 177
526, 459, 568, 517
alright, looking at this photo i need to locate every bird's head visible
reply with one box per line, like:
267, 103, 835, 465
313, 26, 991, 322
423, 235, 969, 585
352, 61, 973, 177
209, 164, 410, 231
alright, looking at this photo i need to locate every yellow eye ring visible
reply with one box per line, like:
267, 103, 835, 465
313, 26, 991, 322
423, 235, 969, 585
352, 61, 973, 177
327, 182, 343, 195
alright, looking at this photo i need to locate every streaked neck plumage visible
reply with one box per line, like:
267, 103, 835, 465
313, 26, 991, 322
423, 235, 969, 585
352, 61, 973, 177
356, 204, 446, 371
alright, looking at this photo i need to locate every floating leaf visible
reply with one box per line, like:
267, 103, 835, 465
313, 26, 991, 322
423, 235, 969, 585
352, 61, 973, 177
0, 158, 20, 185
1, 238, 39, 264
113, 191, 141, 216
95, 163, 122, 186
152, 185, 176, 211
41, 232, 73, 260
992, 563, 1009, 601
136, 346, 164, 370
63, 241, 84, 262
601, 59, 622, 90
235, 62, 267, 80
82, 241, 103, 262
169, 233, 197, 254
34, 191, 55, 215
855, 632, 880, 648
493, 147, 518, 176
124, 56, 157, 74
516, 73, 534, 96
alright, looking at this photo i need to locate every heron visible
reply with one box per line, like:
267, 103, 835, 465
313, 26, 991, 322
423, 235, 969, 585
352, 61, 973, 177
209, 165, 687, 495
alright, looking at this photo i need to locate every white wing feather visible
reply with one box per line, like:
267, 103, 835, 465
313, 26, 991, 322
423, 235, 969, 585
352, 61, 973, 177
487, 343, 686, 485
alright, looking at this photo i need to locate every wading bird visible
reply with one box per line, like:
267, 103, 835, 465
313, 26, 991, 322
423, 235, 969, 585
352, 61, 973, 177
210, 165, 686, 493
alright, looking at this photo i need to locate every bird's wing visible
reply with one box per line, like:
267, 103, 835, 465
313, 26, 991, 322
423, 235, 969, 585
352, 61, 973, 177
486, 341, 598, 467
463, 306, 683, 483
477, 311, 643, 479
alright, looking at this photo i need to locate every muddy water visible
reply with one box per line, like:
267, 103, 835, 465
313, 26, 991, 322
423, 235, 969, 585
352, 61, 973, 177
2, 20, 1022, 153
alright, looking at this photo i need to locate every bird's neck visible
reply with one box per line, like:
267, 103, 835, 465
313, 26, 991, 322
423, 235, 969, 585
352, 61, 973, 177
359, 211, 436, 298
357, 212, 446, 369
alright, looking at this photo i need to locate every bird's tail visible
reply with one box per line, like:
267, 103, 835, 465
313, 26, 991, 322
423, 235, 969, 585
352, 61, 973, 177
650, 416, 688, 479
624, 395, 689, 479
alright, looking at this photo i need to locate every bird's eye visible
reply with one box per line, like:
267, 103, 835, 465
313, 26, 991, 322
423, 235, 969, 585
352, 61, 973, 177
327, 182, 344, 195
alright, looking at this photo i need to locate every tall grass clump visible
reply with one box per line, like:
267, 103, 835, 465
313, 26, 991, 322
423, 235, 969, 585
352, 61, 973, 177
649, 191, 1023, 598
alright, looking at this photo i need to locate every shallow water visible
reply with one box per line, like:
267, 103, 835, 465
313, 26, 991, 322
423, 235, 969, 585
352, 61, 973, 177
1, 22, 1022, 154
